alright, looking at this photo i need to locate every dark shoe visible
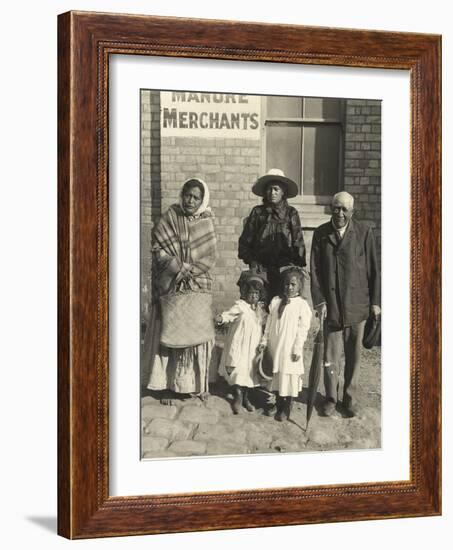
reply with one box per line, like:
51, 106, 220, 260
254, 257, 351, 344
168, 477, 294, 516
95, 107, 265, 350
323, 400, 336, 417
275, 396, 287, 422
343, 404, 360, 418
243, 388, 255, 412
232, 385, 243, 415
342, 397, 359, 418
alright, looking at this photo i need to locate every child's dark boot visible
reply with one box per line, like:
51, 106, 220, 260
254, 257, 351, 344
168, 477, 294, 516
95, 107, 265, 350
285, 397, 293, 421
243, 388, 255, 412
232, 385, 243, 414
275, 396, 287, 422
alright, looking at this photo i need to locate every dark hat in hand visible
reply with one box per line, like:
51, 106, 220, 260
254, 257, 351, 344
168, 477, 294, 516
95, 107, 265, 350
362, 315, 381, 349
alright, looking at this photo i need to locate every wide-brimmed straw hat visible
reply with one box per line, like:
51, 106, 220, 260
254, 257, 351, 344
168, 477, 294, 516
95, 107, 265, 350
252, 168, 299, 199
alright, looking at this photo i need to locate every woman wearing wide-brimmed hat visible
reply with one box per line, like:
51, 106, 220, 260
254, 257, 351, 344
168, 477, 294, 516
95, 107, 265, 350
238, 168, 306, 299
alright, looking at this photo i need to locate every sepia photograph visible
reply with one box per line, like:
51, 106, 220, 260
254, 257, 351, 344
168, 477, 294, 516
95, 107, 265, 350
54, 7, 442, 540
140, 89, 382, 459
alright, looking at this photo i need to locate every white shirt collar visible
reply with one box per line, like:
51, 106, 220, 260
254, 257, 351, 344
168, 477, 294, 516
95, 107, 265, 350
331, 219, 349, 238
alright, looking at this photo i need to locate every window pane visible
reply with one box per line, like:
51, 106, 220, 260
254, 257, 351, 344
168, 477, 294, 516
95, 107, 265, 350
304, 98, 342, 119
266, 125, 302, 190
302, 125, 341, 195
267, 97, 303, 118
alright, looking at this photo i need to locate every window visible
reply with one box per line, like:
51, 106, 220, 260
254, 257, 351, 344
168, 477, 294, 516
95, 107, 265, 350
265, 97, 345, 198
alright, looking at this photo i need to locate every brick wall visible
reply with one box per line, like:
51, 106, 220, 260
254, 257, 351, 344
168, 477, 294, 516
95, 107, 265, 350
140, 94, 381, 322
343, 99, 381, 255
141, 91, 162, 322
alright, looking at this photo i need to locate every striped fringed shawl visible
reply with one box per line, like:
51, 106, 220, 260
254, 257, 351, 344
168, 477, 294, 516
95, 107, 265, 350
152, 204, 217, 296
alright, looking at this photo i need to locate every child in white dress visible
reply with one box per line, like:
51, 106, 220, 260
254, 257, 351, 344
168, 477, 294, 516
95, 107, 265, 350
258, 267, 312, 421
216, 273, 267, 414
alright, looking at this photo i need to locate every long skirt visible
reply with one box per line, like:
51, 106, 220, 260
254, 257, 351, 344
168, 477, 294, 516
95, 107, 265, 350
147, 340, 213, 394
143, 304, 214, 394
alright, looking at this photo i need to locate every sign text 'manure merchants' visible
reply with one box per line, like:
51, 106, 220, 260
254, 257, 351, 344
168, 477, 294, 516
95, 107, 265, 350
160, 92, 261, 138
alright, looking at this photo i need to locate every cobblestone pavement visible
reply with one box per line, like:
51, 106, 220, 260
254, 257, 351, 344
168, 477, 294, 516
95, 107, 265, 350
141, 345, 381, 459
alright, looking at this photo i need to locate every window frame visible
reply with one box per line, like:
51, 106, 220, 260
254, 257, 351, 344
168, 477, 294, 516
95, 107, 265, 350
261, 96, 345, 204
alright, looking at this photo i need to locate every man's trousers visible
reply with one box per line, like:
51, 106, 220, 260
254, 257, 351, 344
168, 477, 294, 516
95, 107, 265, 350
323, 320, 366, 408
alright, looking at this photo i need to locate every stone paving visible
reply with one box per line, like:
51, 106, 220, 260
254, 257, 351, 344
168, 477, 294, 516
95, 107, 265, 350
141, 345, 381, 459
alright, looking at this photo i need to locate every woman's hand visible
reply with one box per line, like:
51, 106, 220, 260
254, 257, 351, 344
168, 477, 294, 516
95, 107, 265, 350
175, 262, 193, 285
181, 262, 192, 278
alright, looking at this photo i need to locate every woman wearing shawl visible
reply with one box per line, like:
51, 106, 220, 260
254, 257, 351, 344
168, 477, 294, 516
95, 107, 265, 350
146, 178, 217, 405
238, 168, 306, 299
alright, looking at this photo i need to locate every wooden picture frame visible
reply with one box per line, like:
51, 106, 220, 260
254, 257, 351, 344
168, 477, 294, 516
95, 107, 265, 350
58, 10, 441, 539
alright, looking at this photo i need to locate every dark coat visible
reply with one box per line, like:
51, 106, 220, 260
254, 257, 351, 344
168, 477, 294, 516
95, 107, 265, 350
310, 219, 380, 329
238, 203, 306, 269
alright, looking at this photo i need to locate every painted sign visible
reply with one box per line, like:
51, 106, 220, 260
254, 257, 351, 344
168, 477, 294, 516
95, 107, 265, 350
160, 91, 261, 139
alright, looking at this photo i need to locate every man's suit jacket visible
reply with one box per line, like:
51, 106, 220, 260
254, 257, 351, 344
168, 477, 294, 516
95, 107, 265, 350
310, 218, 380, 329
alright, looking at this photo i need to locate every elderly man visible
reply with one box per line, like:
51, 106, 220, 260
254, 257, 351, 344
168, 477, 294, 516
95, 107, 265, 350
310, 191, 381, 417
